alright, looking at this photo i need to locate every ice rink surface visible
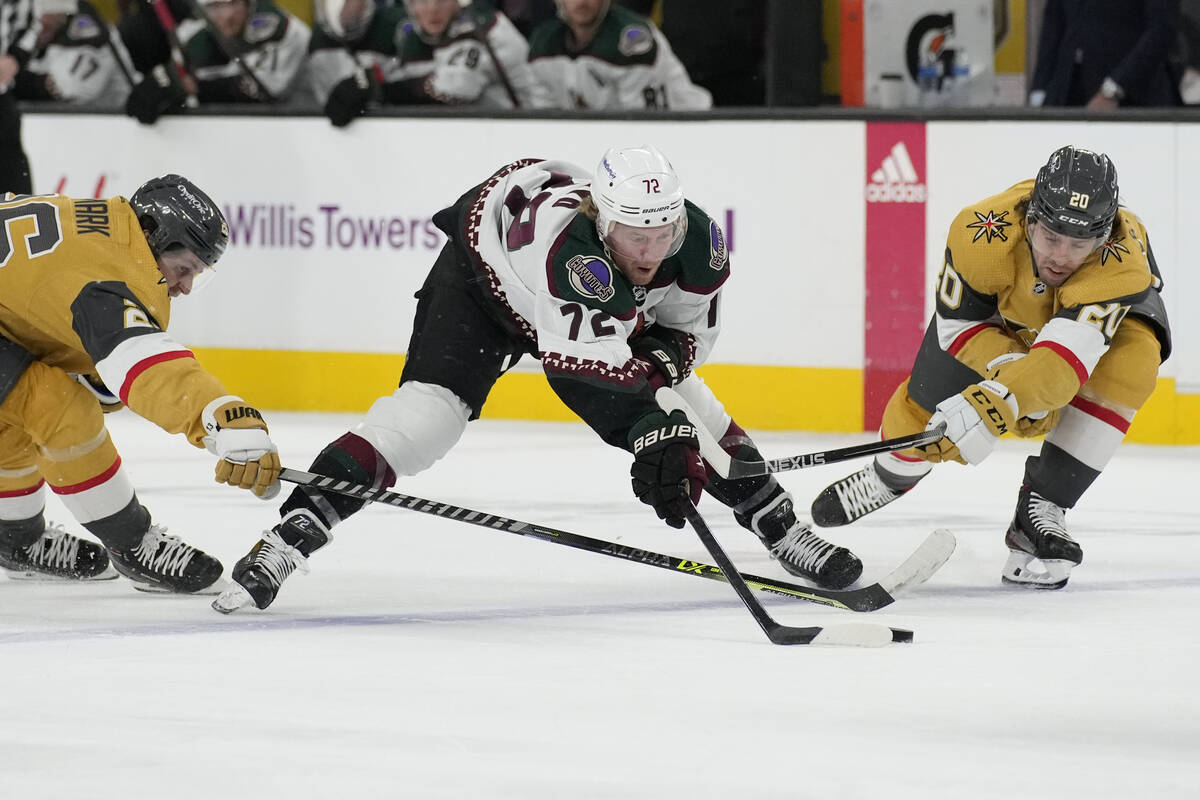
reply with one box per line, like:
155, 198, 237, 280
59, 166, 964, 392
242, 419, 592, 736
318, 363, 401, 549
2, 411, 1197, 799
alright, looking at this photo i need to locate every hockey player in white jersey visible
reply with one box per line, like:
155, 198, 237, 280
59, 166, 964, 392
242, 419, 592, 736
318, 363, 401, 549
12, 0, 137, 107
384, 0, 551, 108
215, 145, 862, 613
527, 0, 711, 110
183, 0, 310, 103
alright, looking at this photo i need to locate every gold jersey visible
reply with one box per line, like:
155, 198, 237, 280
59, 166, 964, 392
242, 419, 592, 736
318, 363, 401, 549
928, 179, 1165, 416
0, 193, 227, 447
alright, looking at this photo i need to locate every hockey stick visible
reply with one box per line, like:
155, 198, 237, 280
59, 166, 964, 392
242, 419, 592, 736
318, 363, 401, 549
472, 25, 520, 107
144, 0, 199, 106
656, 387, 947, 480
684, 507, 911, 646
279, 468, 954, 613
180, 0, 277, 102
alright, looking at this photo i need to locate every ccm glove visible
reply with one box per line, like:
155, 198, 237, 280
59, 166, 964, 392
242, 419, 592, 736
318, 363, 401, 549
924, 380, 1018, 465
202, 395, 282, 498
628, 409, 708, 529
125, 64, 186, 125
325, 71, 373, 127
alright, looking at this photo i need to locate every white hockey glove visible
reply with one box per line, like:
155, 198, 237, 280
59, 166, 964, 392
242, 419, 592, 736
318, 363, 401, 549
202, 395, 282, 499
924, 380, 1019, 465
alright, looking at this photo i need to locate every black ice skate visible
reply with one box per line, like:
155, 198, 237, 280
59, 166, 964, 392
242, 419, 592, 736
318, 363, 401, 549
811, 461, 914, 527
1001, 486, 1082, 590
108, 524, 224, 594
737, 493, 862, 589
213, 510, 331, 613
0, 522, 117, 581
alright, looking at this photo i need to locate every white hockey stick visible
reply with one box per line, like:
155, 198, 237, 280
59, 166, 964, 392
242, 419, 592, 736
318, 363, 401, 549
656, 387, 947, 480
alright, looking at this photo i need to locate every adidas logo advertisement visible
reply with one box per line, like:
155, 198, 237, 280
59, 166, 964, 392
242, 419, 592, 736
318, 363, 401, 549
865, 141, 927, 203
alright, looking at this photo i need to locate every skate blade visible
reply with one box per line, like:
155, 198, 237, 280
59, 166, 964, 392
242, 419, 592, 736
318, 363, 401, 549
1001, 551, 1072, 589
131, 578, 230, 596
211, 584, 255, 614
2, 563, 119, 582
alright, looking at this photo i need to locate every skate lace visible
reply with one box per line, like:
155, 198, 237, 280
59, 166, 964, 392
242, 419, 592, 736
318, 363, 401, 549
133, 525, 196, 577
769, 525, 835, 572
1027, 492, 1072, 541
25, 523, 79, 570
254, 529, 310, 587
834, 465, 899, 519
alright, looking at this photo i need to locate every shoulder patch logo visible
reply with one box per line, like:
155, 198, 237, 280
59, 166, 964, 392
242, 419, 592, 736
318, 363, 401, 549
67, 16, 99, 41
566, 254, 616, 301
966, 209, 1011, 243
618, 25, 654, 57
708, 220, 727, 270
246, 13, 282, 44
1100, 234, 1130, 265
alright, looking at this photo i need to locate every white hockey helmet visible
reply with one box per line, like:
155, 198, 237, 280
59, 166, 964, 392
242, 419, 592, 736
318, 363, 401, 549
317, 0, 375, 41
592, 145, 687, 260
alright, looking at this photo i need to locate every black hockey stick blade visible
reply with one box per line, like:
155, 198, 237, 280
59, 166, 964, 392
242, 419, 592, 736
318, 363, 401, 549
684, 507, 911, 646
656, 387, 947, 479
279, 469, 953, 614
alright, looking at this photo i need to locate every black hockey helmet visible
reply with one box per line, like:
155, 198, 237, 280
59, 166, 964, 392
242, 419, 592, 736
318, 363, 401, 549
130, 174, 229, 267
1028, 145, 1119, 239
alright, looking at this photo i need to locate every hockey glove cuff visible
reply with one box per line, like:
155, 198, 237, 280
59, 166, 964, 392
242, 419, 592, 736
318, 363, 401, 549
202, 395, 282, 498
628, 409, 707, 529
925, 381, 1018, 465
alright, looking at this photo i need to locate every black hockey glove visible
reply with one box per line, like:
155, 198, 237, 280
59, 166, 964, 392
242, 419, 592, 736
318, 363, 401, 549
630, 325, 687, 390
125, 64, 187, 125
325, 71, 373, 127
628, 409, 707, 529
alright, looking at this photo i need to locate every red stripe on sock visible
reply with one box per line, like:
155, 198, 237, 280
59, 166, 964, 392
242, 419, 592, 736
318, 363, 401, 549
1068, 395, 1130, 433
50, 457, 122, 495
0, 479, 45, 498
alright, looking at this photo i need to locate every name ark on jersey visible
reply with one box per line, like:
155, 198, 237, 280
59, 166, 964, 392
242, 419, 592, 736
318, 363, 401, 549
224, 203, 443, 251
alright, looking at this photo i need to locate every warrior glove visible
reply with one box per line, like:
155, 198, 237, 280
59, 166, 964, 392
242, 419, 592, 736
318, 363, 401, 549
628, 409, 707, 529
923, 380, 1018, 465
202, 396, 282, 498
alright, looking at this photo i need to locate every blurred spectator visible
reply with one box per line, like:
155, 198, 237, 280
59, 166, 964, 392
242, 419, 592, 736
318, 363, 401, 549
14, 0, 138, 108
659, 0, 764, 106
527, 0, 710, 109
494, 0, 554, 38
184, 0, 311, 104
2, 0, 34, 193
307, 0, 406, 125
385, 0, 550, 108
117, 0, 199, 123
117, 0, 196, 75
1030, 0, 1182, 108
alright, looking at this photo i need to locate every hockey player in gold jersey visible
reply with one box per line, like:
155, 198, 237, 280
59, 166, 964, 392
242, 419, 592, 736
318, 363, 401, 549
0, 175, 282, 592
811, 145, 1169, 589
